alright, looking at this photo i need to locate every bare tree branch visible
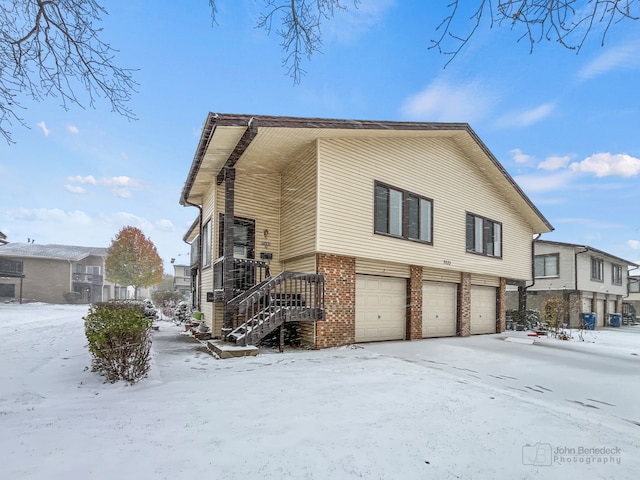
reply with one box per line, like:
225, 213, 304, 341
430, 1, 639, 65
240, 0, 359, 84
0, 0, 136, 143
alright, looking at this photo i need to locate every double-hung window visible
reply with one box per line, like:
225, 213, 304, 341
591, 257, 604, 281
534, 254, 559, 277
374, 182, 433, 244
612, 264, 623, 285
466, 213, 502, 258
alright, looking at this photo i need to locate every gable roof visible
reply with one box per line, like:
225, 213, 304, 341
0, 243, 107, 262
535, 239, 638, 267
180, 113, 554, 234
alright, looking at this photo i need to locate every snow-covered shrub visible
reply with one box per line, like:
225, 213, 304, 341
142, 299, 157, 321
84, 301, 153, 383
174, 301, 190, 324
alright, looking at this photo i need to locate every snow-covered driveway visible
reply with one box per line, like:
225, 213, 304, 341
1, 303, 639, 480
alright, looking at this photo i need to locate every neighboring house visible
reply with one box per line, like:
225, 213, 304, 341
0, 231, 7, 245
0, 243, 114, 304
173, 263, 192, 299
180, 113, 553, 348
507, 240, 638, 328
625, 275, 640, 321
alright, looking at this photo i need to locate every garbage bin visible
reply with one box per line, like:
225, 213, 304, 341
581, 312, 596, 330
609, 313, 621, 328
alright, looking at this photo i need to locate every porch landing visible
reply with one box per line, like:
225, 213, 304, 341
206, 340, 259, 359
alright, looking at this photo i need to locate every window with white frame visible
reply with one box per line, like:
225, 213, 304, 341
612, 264, 623, 285
534, 254, 559, 277
591, 257, 604, 281
86, 266, 101, 275
465, 213, 502, 258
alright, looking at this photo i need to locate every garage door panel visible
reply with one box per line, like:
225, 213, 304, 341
470, 285, 496, 335
356, 275, 406, 342
422, 281, 457, 338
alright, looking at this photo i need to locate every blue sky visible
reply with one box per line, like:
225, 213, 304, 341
1, 1, 640, 272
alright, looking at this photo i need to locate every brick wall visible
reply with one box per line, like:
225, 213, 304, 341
315, 253, 356, 348
406, 265, 423, 340
459, 272, 471, 336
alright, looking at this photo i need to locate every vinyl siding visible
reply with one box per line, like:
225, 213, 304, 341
215, 172, 283, 276
470, 274, 500, 287
281, 145, 318, 261
355, 258, 409, 278
423, 267, 461, 283
532, 242, 629, 296
200, 181, 217, 329
531, 243, 576, 291
283, 254, 317, 274
316, 137, 535, 281
576, 253, 627, 296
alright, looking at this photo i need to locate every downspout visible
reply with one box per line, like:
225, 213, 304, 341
183, 199, 203, 311
521, 234, 542, 313
571, 247, 589, 324
222, 166, 236, 340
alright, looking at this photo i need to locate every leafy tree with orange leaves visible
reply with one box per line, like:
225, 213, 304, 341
106, 226, 164, 299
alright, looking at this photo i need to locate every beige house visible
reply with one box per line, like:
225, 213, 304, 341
0, 243, 110, 303
0, 243, 157, 304
180, 113, 553, 348
507, 240, 638, 327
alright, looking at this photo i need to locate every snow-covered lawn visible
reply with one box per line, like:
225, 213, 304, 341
1, 303, 639, 479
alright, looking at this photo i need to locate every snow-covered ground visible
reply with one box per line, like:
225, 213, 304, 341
1, 303, 639, 480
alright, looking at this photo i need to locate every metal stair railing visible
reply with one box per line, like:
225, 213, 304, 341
227, 271, 325, 346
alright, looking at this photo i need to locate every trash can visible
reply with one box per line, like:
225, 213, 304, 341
609, 313, 621, 328
581, 312, 596, 330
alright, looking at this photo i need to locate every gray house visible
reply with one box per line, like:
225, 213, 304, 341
508, 239, 637, 328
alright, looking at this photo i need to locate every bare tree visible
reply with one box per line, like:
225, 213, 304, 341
431, 0, 639, 65
2, 1, 637, 143
0, 0, 135, 143
210, 0, 360, 84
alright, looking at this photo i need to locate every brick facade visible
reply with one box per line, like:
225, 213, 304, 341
406, 265, 423, 340
459, 272, 471, 337
315, 253, 356, 348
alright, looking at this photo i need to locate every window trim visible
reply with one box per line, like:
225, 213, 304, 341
590, 256, 604, 282
202, 219, 212, 269
465, 212, 503, 258
534, 253, 559, 278
611, 263, 623, 286
373, 181, 433, 245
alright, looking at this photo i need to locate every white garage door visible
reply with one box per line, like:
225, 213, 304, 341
422, 281, 457, 338
355, 275, 406, 342
470, 285, 496, 335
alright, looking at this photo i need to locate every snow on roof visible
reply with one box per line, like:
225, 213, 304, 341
0, 243, 107, 261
